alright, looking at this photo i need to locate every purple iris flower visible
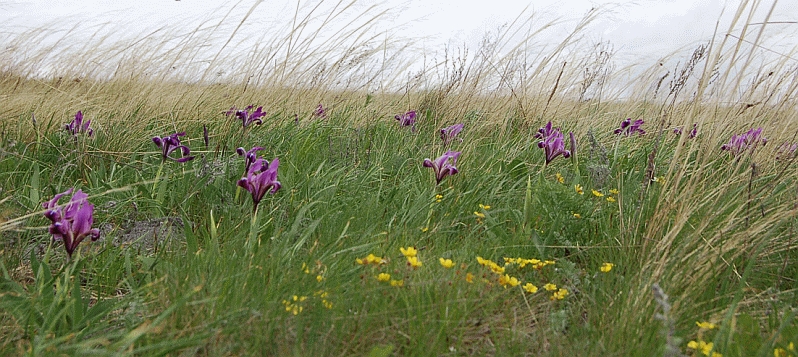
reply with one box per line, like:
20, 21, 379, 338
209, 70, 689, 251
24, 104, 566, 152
673, 123, 697, 138
152, 132, 194, 163
423, 150, 461, 185
314, 104, 327, 118
42, 189, 100, 258
614, 118, 646, 136
440, 123, 464, 145
65, 111, 94, 137
203, 125, 209, 148
721, 127, 767, 156
237, 146, 264, 173
237, 157, 282, 212
776, 142, 798, 160
227, 105, 265, 128
395, 111, 417, 129
534, 121, 557, 140
537, 128, 572, 165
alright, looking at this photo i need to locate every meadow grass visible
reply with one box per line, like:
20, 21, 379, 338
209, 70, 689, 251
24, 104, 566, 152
1, 1, 798, 356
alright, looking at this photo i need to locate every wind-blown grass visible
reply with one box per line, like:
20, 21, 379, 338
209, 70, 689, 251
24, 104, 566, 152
1, 1, 797, 356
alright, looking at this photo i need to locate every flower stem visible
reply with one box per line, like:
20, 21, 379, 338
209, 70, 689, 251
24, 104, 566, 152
152, 161, 165, 198
246, 205, 260, 255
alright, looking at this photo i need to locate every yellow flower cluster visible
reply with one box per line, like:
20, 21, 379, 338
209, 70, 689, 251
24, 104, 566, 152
356, 253, 386, 265
282, 295, 308, 315
591, 189, 604, 197
696, 321, 716, 330
504, 257, 555, 270
498, 274, 520, 288
550, 288, 568, 300
476, 256, 505, 274
600, 262, 614, 273
439, 258, 454, 268
555, 172, 565, 184
435, 194, 443, 203
774, 342, 794, 357
390, 279, 404, 287
522, 283, 538, 293
377, 273, 391, 282
687, 340, 721, 357
575, 184, 584, 195
401, 247, 422, 268
313, 290, 333, 309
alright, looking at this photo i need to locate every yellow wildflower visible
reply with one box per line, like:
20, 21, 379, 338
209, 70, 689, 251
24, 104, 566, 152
575, 184, 584, 195
543, 283, 557, 291
551, 288, 568, 300
435, 194, 443, 203
600, 262, 614, 273
774, 343, 795, 357
377, 273, 391, 282
479, 204, 491, 210
522, 283, 538, 293
591, 189, 604, 197
322, 300, 333, 309
301, 262, 310, 274
606, 196, 616, 202
316, 275, 323, 282
407, 256, 422, 268
474, 211, 485, 219
609, 189, 619, 195
653, 176, 666, 184
420, 226, 429, 232
400, 246, 417, 258
573, 213, 582, 219
688, 340, 717, 356
465, 272, 474, 283
498, 274, 520, 288
696, 321, 716, 330
556, 172, 565, 184
357, 253, 386, 265
390, 279, 404, 287
439, 258, 455, 268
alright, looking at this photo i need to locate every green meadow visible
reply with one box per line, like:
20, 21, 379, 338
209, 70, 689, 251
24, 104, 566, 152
1, 2, 797, 356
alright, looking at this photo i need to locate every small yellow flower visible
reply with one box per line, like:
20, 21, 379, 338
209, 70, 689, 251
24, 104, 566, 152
522, 283, 538, 293
400, 246, 417, 258
606, 196, 616, 202
377, 273, 391, 282
474, 211, 485, 219
357, 253, 386, 265
498, 274, 520, 288
653, 176, 666, 184
439, 257, 455, 268
435, 194, 443, 202
591, 189, 604, 197
465, 272, 474, 283
575, 184, 584, 195
316, 275, 323, 282
600, 262, 614, 273
390, 279, 404, 287
573, 213, 582, 219
696, 321, 716, 330
688, 340, 716, 356
556, 172, 565, 184
479, 204, 491, 210
609, 189, 619, 195
301, 262, 310, 274
543, 283, 557, 291
322, 300, 333, 309
420, 226, 429, 232
407, 256, 422, 268
550, 288, 568, 300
